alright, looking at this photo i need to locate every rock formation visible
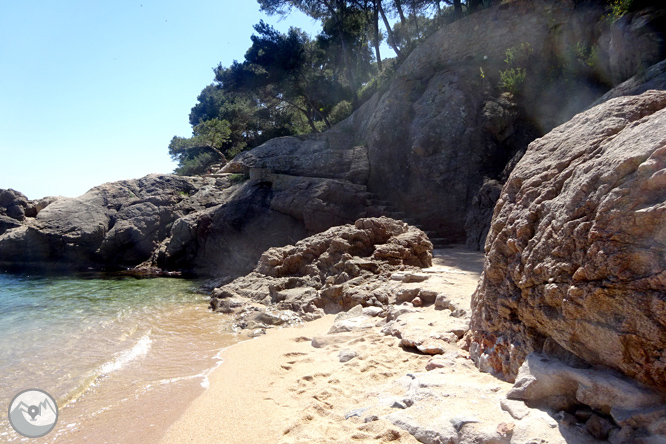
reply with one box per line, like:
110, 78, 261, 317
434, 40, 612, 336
209, 217, 432, 316
469, 90, 666, 395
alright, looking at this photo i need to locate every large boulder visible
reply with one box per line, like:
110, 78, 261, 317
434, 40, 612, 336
0, 188, 29, 221
468, 90, 666, 391
210, 217, 432, 314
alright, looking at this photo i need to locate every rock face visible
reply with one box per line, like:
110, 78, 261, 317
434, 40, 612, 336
210, 217, 432, 314
225, 0, 632, 248
469, 90, 666, 391
0, 174, 308, 276
593, 58, 666, 106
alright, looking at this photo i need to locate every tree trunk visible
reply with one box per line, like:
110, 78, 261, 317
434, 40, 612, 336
468, 0, 480, 13
454, 0, 462, 18
411, 0, 420, 40
326, 0, 359, 108
394, 0, 407, 25
372, 3, 383, 71
378, 0, 403, 59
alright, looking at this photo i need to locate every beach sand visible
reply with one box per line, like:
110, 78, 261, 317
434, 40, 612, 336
158, 248, 497, 444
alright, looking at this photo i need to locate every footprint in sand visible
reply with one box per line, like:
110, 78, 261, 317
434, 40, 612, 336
283, 352, 307, 357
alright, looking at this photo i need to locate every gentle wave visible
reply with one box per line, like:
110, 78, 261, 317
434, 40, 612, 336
58, 332, 153, 409
99, 332, 152, 375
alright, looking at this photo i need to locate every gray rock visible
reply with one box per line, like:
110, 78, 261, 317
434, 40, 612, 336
338, 349, 358, 363
450, 415, 479, 432
500, 398, 531, 420
506, 353, 665, 414
362, 306, 383, 317
0, 215, 22, 236
344, 407, 368, 420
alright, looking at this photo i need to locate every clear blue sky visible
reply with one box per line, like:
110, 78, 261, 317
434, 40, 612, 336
0, 1, 324, 199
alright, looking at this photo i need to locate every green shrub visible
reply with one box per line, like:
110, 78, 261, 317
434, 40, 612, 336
174, 151, 217, 176
498, 43, 534, 95
229, 173, 249, 183
328, 101, 353, 125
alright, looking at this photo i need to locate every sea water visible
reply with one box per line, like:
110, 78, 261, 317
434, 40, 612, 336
0, 272, 240, 443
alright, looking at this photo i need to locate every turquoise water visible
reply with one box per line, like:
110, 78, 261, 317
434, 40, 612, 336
0, 272, 238, 443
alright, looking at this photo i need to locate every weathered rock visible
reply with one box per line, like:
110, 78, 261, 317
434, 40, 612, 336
222, 129, 369, 185
269, 175, 373, 233
0, 174, 239, 271
0, 189, 29, 221
603, 8, 666, 85
346, 0, 619, 244
593, 59, 666, 106
210, 217, 432, 314
0, 215, 23, 236
338, 349, 358, 363
506, 353, 665, 414
470, 90, 666, 390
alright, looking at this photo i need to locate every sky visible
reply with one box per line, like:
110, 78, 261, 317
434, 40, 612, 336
0, 1, 325, 199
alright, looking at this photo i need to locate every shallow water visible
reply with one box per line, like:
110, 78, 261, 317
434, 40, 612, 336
0, 272, 240, 443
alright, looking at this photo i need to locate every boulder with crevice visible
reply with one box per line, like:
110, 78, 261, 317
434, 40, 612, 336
469, 90, 666, 392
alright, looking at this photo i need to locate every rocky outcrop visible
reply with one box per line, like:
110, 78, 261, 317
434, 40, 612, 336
601, 7, 666, 86
224, 1, 645, 248
209, 217, 432, 315
593, 58, 666, 106
469, 90, 666, 394
0, 175, 246, 273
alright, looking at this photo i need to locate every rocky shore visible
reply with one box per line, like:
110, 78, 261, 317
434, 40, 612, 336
2, 0, 666, 442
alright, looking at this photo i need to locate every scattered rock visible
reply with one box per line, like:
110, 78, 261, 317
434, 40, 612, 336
344, 407, 369, 420
500, 398, 531, 421
338, 349, 358, 363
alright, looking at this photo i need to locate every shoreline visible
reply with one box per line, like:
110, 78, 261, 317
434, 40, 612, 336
3, 300, 242, 444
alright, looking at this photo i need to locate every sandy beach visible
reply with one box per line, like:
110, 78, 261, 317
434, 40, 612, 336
158, 248, 530, 444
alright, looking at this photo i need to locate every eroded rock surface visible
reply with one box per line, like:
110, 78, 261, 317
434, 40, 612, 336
469, 90, 666, 393
210, 217, 432, 316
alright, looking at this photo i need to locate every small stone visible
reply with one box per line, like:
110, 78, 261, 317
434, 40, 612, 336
500, 398, 531, 420
574, 406, 593, 422
339, 349, 358, 363
391, 400, 408, 409
450, 416, 479, 432
586, 414, 615, 440
555, 410, 578, 426
362, 306, 383, 317
435, 294, 452, 309
497, 422, 515, 437
425, 356, 454, 371
345, 407, 368, 420
411, 297, 423, 307
364, 415, 379, 423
